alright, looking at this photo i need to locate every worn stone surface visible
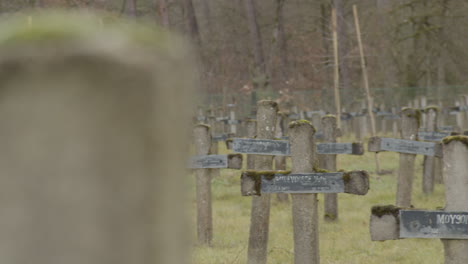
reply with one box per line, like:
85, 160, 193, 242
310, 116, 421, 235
396, 108, 420, 207
422, 108, 438, 194
193, 125, 213, 245
247, 101, 277, 264
344, 171, 370, 195
0, 12, 195, 264
370, 214, 400, 241
321, 115, 338, 222
274, 113, 289, 203
442, 138, 468, 264
246, 120, 257, 169
289, 121, 319, 264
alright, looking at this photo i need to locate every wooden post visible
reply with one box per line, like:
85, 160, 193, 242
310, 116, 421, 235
193, 125, 213, 245
0, 13, 195, 264
247, 100, 278, 264
331, 8, 342, 128
442, 136, 468, 264
289, 120, 319, 264
275, 112, 289, 203
396, 108, 420, 207
422, 106, 438, 194
322, 115, 338, 221
353, 4, 380, 173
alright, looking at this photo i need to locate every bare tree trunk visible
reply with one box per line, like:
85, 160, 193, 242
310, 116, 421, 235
185, 0, 201, 46
199, 0, 212, 34
320, 0, 332, 98
157, 0, 170, 27
245, 0, 266, 79
436, 0, 449, 105
333, 0, 351, 103
275, 0, 288, 81
123, 0, 137, 17
35, 0, 43, 7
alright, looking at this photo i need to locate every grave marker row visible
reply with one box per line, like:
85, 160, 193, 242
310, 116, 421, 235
237, 106, 370, 263
232, 138, 364, 156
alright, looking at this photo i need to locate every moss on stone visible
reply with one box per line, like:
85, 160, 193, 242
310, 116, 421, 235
371, 205, 401, 218
194, 124, 210, 130
442, 135, 468, 148
243, 170, 290, 194
324, 213, 337, 220
257, 100, 279, 111
342, 172, 351, 183
401, 107, 422, 128
322, 114, 336, 120
425, 105, 439, 113
227, 153, 242, 159
277, 111, 287, 117
288, 120, 315, 134
0, 11, 172, 49
313, 167, 330, 173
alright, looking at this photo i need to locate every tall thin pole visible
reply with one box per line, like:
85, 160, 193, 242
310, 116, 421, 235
353, 4, 381, 173
332, 8, 341, 128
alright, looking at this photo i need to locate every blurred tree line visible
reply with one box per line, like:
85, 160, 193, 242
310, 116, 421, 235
1, 0, 467, 110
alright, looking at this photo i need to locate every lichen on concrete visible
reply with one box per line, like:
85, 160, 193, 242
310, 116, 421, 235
425, 105, 439, 113
442, 135, 468, 148
257, 100, 278, 111
288, 120, 315, 133
401, 107, 422, 128
371, 205, 401, 218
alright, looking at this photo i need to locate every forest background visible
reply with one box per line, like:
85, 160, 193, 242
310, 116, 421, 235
2, 0, 467, 117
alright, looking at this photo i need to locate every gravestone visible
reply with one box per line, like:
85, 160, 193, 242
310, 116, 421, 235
318, 115, 364, 222
274, 112, 289, 203
421, 106, 442, 194
0, 12, 195, 264
245, 101, 278, 264
241, 120, 369, 264
191, 125, 243, 245
370, 136, 468, 264
368, 108, 422, 207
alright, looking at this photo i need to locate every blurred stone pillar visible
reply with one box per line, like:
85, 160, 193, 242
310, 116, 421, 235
0, 12, 195, 264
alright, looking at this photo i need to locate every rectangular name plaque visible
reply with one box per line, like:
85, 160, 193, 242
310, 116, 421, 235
261, 173, 345, 194
418, 131, 451, 142
188, 155, 228, 169
232, 138, 290, 156
400, 210, 468, 239
379, 138, 440, 157
316, 142, 363, 155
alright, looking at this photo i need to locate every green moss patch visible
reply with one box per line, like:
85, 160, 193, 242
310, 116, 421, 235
424, 105, 439, 113
257, 100, 278, 111
442, 135, 468, 148
371, 205, 401, 218
288, 120, 315, 133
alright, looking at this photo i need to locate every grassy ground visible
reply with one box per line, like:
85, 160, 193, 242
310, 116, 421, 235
190, 138, 446, 264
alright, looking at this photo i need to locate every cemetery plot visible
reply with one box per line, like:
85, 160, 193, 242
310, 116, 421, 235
232, 138, 363, 156
368, 137, 443, 157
